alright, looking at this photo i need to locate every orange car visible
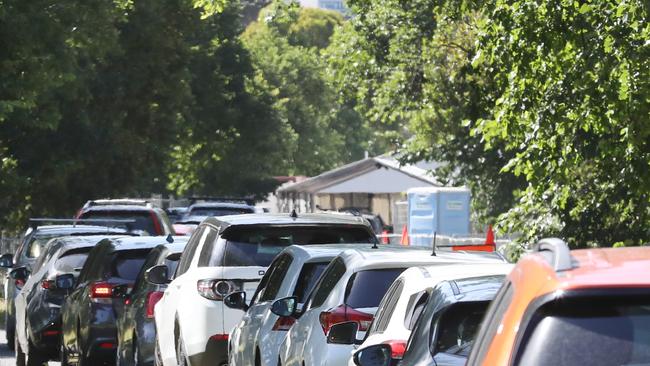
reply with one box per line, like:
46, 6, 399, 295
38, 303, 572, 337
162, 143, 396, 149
467, 238, 650, 366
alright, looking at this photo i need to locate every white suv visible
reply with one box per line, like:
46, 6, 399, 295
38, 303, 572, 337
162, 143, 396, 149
276, 246, 506, 366
227, 244, 364, 366
150, 213, 377, 366
347, 262, 513, 365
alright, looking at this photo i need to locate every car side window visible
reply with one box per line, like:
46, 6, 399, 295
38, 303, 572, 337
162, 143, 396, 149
307, 258, 346, 310
467, 282, 513, 365
77, 245, 107, 284
175, 226, 207, 277
196, 229, 222, 267
258, 253, 293, 302
370, 279, 404, 334
406, 291, 430, 331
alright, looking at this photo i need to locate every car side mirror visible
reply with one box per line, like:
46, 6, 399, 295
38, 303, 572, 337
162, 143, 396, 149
145, 265, 169, 285
9, 266, 30, 280
224, 291, 249, 312
270, 296, 297, 317
0, 253, 13, 268
55, 273, 76, 290
327, 321, 358, 345
353, 344, 392, 366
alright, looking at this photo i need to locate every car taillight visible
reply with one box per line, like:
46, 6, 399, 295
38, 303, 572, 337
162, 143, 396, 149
197, 279, 242, 301
15, 279, 25, 290
319, 304, 373, 335
210, 334, 229, 342
149, 211, 163, 235
146, 291, 165, 318
90, 282, 116, 303
272, 316, 296, 331
41, 280, 54, 289
382, 340, 407, 359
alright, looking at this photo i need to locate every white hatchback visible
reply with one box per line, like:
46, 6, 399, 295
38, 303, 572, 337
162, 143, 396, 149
150, 213, 377, 366
227, 244, 366, 366
276, 246, 506, 366
347, 262, 513, 365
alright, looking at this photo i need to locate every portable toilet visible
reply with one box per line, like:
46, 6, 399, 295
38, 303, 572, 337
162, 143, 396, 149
407, 187, 471, 246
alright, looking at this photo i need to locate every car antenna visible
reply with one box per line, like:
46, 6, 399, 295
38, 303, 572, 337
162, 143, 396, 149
290, 209, 298, 219
166, 234, 174, 243
431, 231, 437, 256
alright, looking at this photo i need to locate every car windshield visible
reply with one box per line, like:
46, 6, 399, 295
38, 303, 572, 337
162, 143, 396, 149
515, 295, 650, 366
80, 211, 156, 235
188, 207, 254, 217
111, 250, 151, 281
54, 249, 93, 273
213, 225, 374, 267
345, 268, 406, 309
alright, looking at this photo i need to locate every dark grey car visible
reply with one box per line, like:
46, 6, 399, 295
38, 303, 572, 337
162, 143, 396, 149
2, 223, 129, 348
116, 239, 188, 366
14, 235, 130, 365
352, 275, 505, 366
59, 236, 176, 365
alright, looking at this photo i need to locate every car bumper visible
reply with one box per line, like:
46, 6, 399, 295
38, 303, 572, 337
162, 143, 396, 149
188, 336, 229, 366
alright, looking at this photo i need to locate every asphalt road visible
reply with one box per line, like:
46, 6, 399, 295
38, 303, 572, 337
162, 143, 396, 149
0, 330, 60, 366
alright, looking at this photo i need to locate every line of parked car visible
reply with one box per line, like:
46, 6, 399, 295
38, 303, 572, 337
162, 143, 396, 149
2, 198, 650, 366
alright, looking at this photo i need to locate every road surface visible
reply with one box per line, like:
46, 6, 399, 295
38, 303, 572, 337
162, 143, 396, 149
0, 329, 60, 366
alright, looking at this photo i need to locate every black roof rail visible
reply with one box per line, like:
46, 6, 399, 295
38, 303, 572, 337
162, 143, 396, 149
29, 218, 136, 228
533, 237, 573, 271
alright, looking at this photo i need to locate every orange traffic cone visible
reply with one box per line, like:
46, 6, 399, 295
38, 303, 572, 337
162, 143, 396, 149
485, 225, 495, 245
400, 225, 410, 246
381, 230, 389, 244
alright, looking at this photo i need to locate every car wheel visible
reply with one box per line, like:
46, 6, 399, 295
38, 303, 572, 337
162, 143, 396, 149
176, 337, 188, 366
255, 348, 261, 366
26, 340, 47, 366
6, 313, 15, 349
15, 339, 26, 366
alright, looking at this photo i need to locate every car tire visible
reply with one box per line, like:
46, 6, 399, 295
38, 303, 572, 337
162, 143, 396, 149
26, 340, 46, 366
176, 337, 188, 366
255, 348, 261, 366
15, 339, 26, 366
6, 313, 15, 349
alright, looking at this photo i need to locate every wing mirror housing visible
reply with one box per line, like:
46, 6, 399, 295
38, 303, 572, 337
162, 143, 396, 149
270, 296, 297, 317
0, 253, 13, 268
327, 321, 359, 345
224, 291, 249, 312
9, 266, 30, 281
353, 343, 393, 366
55, 273, 76, 290
145, 265, 169, 285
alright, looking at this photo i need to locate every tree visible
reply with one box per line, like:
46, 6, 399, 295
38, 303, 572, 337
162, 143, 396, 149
473, 0, 650, 247
324, 0, 525, 225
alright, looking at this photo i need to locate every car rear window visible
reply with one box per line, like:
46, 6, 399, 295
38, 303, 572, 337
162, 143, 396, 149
54, 248, 93, 273
26, 236, 56, 259
432, 301, 490, 357
345, 268, 406, 309
293, 262, 329, 303
515, 295, 650, 366
201, 225, 375, 267
188, 207, 255, 217
80, 211, 157, 235
111, 250, 151, 281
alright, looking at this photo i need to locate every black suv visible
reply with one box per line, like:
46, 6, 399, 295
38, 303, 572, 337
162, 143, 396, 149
59, 236, 178, 365
1, 222, 129, 348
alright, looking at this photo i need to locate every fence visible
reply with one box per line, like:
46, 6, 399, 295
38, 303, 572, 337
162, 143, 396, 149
0, 233, 20, 255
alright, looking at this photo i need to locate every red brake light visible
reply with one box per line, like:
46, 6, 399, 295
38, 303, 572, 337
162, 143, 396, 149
149, 211, 163, 235
98, 342, 116, 349
382, 340, 407, 359
90, 282, 114, 299
15, 279, 26, 289
210, 334, 229, 342
319, 304, 373, 335
42, 330, 60, 337
146, 291, 164, 318
272, 316, 296, 331
41, 280, 54, 289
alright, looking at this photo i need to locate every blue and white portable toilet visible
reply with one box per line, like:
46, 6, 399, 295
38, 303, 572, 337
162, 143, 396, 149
407, 187, 471, 246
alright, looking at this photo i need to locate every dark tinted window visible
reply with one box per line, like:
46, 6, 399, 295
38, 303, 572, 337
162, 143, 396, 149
293, 262, 329, 304
345, 268, 405, 309
309, 258, 347, 309
371, 279, 404, 333
432, 301, 490, 356
467, 282, 513, 365
515, 296, 650, 366
80, 210, 157, 235
54, 249, 92, 273
189, 207, 254, 217
206, 226, 375, 267
406, 292, 430, 330
176, 226, 208, 276
111, 250, 151, 281
259, 254, 293, 302
165, 257, 181, 275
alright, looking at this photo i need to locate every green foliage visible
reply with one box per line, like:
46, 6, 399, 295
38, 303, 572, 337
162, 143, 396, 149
474, 0, 650, 247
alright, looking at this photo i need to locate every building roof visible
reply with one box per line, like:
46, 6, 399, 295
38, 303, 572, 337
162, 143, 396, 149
277, 155, 441, 194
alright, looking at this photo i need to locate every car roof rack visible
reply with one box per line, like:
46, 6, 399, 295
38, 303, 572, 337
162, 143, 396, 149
85, 198, 153, 208
29, 218, 136, 229
188, 196, 256, 206
533, 237, 573, 271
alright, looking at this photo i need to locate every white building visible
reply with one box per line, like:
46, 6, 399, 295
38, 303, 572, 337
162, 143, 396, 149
298, 0, 347, 13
